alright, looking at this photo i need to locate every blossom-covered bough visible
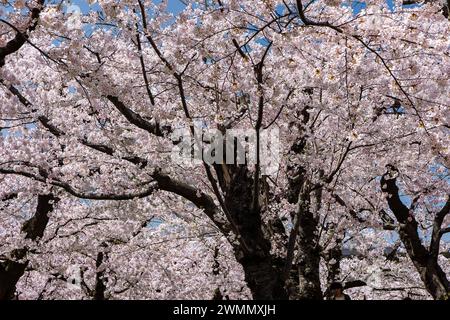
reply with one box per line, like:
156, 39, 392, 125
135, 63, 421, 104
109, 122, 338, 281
0, 0, 449, 300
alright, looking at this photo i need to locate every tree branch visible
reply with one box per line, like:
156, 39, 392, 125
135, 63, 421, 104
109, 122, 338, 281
106, 95, 170, 137
430, 196, 450, 259
0, 0, 45, 67
0, 167, 158, 200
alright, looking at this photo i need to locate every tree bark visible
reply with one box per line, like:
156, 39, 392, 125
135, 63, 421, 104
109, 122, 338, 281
403, 0, 449, 18
0, 194, 57, 300
0, 250, 28, 300
231, 170, 322, 299
238, 255, 288, 300
380, 168, 449, 300
296, 208, 322, 299
323, 238, 343, 299
223, 167, 290, 299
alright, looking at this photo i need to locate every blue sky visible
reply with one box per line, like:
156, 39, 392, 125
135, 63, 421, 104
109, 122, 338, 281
69, 0, 186, 15
0, 0, 423, 17
52, 0, 421, 17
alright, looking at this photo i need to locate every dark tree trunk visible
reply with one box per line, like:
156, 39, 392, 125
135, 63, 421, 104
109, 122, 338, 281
381, 168, 449, 300
0, 194, 57, 300
238, 256, 288, 300
296, 209, 322, 300
93, 250, 107, 300
213, 100, 323, 300
444, 1, 449, 19
285, 103, 322, 300
0, 250, 28, 300
223, 167, 290, 299
226, 170, 322, 300
324, 240, 342, 285
323, 238, 343, 298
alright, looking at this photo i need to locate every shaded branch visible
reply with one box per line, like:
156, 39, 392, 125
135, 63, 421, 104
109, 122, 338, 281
430, 196, 450, 259
0, 193, 57, 300
0, 0, 45, 67
0, 167, 158, 200
106, 95, 170, 137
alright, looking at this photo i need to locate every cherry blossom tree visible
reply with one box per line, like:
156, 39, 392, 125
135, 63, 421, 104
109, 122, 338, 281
0, 0, 449, 300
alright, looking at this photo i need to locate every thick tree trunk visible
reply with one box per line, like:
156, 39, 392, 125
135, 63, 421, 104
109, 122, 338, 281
219, 166, 293, 299
296, 209, 322, 300
420, 259, 449, 300
285, 103, 322, 299
0, 250, 28, 300
397, 223, 449, 299
238, 256, 288, 300
228, 176, 322, 299
0, 194, 57, 300
216, 104, 323, 300
223, 168, 287, 299
323, 238, 343, 298
324, 240, 342, 285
